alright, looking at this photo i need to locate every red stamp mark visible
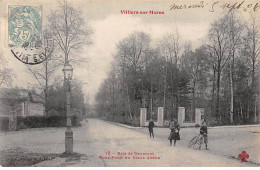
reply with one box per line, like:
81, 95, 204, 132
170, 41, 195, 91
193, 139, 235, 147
238, 151, 249, 162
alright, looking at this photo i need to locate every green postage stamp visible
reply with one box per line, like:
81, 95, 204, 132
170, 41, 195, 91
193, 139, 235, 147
8, 6, 42, 49
8, 5, 46, 65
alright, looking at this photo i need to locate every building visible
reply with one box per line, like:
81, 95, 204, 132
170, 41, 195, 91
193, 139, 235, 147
0, 88, 45, 117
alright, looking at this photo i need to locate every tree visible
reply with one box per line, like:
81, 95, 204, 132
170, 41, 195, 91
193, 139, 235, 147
48, 0, 92, 126
70, 79, 85, 111
233, 56, 251, 122
207, 15, 230, 120
27, 29, 61, 113
0, 53, 16, 87
115, 31, 151, 120
48, 0, 92, 65
143, 48, 163, 119
181, 45, 209, 120
158, 29, 182, 118
243, 13, 260, 122
226, 12, 245, 123
47, 78, 86, 115
0, 68, 16, 88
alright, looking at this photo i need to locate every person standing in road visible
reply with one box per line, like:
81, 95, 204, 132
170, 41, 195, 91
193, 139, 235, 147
168, 118, 180, 146
199, 121, 208, 150
148, 119, 155, 138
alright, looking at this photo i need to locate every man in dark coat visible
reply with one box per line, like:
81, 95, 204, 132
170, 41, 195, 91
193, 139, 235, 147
148, 119, 155, 138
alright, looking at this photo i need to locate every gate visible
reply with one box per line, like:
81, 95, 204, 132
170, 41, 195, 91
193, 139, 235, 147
9, 116, 17, 131
140, 107, 164, 127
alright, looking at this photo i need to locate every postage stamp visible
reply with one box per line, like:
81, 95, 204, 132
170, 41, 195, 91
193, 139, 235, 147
8, 6, 42, 48
8, 5, 47, 65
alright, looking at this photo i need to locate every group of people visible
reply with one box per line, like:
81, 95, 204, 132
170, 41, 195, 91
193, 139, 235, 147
148, 118, 208, 149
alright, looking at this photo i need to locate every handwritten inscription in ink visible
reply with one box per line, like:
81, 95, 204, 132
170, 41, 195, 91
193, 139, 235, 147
170, 1, 259, 13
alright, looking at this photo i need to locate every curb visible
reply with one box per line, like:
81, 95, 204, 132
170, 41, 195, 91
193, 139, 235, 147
114, 123, 142, 129
102, 120, 142, 129
208, 124, 260, 129
103, 119, 260, 129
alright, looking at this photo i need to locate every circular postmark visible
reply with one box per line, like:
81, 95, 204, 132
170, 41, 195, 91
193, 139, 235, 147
10, 45, 47, 65
8, 5, 50, 65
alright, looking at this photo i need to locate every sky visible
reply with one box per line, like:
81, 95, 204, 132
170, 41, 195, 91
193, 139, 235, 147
0, 0, 259, 104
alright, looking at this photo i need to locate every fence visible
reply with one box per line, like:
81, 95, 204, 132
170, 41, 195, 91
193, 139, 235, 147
0, 115, 81, 131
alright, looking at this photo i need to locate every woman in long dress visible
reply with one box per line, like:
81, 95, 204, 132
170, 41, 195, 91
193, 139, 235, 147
168, 119, 180, 146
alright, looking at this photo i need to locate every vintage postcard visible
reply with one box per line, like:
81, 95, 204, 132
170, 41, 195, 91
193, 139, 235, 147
0, 0, 260, 167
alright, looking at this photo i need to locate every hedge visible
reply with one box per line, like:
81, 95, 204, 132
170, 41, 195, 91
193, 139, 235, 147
0, 117, 10, 131
16, 115, 78, 129
0, 115, 81, 131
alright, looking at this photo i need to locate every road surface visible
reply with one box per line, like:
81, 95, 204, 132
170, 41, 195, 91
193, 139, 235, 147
0, 118, 258, 166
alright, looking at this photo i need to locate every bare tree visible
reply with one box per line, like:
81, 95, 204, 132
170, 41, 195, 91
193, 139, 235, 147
48, 0, 92, 65
27, 29, 61, 113
207, 16, 230, 120
0, 53, 16, 88
243, 13, 260, 122
158, 29, 181, 118
181, 43, 200, 120
159, 30, 181, 65
116, 31, 151, 120
225, 12, 245, 123
105, 66, 118, 119
0, 68, 16, 88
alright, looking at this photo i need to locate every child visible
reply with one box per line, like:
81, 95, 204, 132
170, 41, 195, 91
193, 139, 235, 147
199, 121, 208, 150
148, 119, 155, 138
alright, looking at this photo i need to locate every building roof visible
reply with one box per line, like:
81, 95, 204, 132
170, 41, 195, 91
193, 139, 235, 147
0, 88, 44, 103
29, 93, 44, 103
0, 88, 27, 100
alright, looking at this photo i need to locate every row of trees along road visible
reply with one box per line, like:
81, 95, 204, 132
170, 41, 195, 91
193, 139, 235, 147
95, 12, 260, 126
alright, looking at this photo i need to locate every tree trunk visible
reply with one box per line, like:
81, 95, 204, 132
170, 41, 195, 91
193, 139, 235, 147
163, 63, 167, 110
247, 100, 250, 120
43, 51, 48, 117
254, 94, 257, 122
150, 83, 153, 119
163, 81, 166, 108
192, 80, 196, 121
126, 85, 132, 121
216, 65, 221, 120
112, 79, 115, 117
239, 100, 243, 119
211, 65, 216, 117
175, 69, 179, 119
252, 61, 257, 122
229, 60, 234, 124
